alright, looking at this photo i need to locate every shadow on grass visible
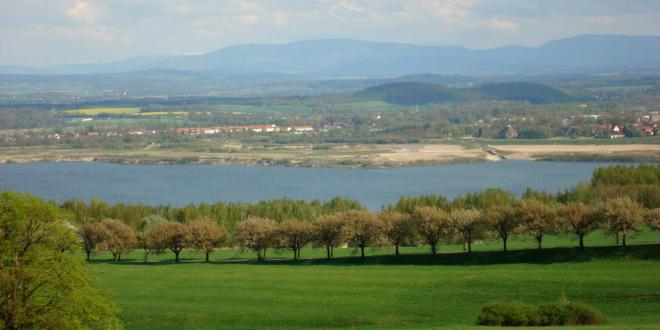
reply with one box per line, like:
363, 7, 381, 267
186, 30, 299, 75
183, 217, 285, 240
89, 243, 660, 267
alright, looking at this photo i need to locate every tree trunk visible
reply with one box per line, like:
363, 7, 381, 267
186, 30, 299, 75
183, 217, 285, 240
622, 234, 627, 246
112, 252, 118, 262
292, 247, 298, 260
503, 236, 508, 252
536, 235, 543, 250
468, 241, 472, 253
395, 244, 400, 256
360, 244, 365, 258
86, 250, 91, 262
143, 250, 149, 263
175, 251, 180, 263
118, 253, 121, 261
205, 251, 210, 263
579, 234, 584, 249
326, 245, 331, 259
431, 243, 437, 255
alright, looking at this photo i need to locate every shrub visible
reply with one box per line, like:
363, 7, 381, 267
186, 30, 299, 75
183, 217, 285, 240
478, 302, 538, 326
538, 302, 571, 325
478, 300, 606, 327
567, 302, 607, 325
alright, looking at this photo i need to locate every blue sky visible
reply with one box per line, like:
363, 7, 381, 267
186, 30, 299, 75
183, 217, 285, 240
1, 0, 659, 67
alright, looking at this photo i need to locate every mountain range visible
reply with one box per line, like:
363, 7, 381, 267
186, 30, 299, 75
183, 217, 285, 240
4, 35, 660, 76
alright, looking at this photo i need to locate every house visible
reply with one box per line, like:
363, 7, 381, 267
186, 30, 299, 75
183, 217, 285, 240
642, 124, 659, 136
599, 124, 625, 139
293, 126, 314, 132
503, 125, 518, 139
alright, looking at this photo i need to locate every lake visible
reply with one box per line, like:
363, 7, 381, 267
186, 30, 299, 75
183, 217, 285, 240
0, 161, 614, 209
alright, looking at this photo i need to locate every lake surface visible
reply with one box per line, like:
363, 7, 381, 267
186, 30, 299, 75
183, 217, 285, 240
0, 161, 613, 209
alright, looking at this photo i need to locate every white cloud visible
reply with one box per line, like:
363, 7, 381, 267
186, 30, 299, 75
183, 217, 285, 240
333, 1, 368, 19
424, 0, 480, 21
67, 0, 100, 24
487, 18, 518, 33
236, 14, 259, 26
273, 11, 288, 26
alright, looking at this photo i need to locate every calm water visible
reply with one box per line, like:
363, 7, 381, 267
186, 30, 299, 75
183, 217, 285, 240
0, 161, 613, 209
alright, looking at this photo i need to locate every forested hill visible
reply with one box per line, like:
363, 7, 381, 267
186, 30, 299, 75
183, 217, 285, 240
357, 81, 575, 104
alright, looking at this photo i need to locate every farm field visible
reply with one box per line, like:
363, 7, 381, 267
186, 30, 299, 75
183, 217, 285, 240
64, 107, 141, 115
90, 230, 660, 329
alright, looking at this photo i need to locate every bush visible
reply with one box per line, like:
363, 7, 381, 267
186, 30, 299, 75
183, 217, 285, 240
478, 300, 606, 327
478, 302, 538, 326
567, 302, 607, 326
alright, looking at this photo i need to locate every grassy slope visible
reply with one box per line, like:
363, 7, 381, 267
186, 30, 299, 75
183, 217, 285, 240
91, 229, 660, 329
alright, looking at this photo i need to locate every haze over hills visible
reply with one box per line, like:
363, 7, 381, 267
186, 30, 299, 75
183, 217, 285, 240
4, 35, 660, 77
357, 81, 575, 105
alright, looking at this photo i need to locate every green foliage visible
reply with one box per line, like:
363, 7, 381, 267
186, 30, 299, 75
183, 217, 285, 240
478, 302, 539, 326
0, 192, 120, 329
478, 299, 606, 327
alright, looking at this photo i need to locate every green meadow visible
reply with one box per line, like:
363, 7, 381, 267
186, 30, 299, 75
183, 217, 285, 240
91, 229, 660, 329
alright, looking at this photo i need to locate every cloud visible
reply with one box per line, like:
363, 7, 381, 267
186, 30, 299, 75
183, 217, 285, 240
487, 18, 518, 32
67, 0, 100, 24
333, 1, 368, 19
272, 11, 288, 26
425, 0, 480, 20
236, 14, 259, 26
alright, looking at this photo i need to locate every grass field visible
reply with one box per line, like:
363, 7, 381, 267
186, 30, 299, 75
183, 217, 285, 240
65, 107, 141, 115
472, 136, 660, 145
90, 229, 660, 329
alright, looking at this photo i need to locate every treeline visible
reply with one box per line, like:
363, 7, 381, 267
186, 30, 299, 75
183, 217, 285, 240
63, 197, 364, 233
79, 195, 660, 263
71, 164, 660, 262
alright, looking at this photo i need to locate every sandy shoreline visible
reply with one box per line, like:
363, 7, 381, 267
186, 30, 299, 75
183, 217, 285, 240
0, 143, 658, 167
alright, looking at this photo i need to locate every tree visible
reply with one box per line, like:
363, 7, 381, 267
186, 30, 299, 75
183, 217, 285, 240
518, 199, 557, 249
485, 205, 519, 252
0, 191, 120, 329
234, 217, 278, 260
150, 221, 189, 263
449, 208, 483, 253
413, 206, 450, 255
602, 196, 645, 246
137, 214, 166, 263
648, 208, 660, 232
313, 214, 345, 259
279, 220, 313, 260
558, 202, 600, 248
189, 219, 228, 262
380, 212, 415, 256
98, 219, 137, 262
79, 222, 106, 262
342, 210, 381, 258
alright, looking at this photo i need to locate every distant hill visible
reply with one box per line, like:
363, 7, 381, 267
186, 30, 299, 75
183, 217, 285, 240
358, 82, 575, 104
3, 35, 659, 76
476, 82, 574, 103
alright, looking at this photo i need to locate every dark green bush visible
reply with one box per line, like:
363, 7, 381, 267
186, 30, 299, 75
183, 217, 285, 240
538, 302, 571, 325
478, 302, 538, 326
567, 302, 607, 325
478, 300, 606, 327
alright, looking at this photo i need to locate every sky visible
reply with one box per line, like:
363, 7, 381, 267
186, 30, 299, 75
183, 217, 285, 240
1, 0, 659, 67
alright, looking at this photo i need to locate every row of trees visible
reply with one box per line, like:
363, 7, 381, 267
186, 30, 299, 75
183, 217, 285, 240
81, 217, 227, 263
80, 196, 660, 262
